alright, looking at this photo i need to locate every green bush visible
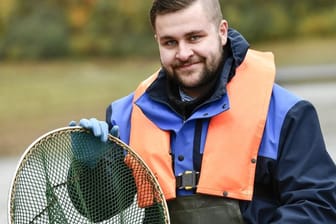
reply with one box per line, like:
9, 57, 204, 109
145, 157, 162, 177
1, 0, 336, 59
69, 0, 155, 57
298, 7, 336, 37
0, 17, 4, 35
0, 4, 69, 59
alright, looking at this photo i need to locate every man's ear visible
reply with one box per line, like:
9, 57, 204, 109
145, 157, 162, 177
219, 20, 228, 46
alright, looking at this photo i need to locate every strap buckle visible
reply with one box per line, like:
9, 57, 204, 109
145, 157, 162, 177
176, 171, 200, 190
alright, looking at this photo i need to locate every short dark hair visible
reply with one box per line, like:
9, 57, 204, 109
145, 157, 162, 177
149, 0, 223, 30
150, 0, 197, 29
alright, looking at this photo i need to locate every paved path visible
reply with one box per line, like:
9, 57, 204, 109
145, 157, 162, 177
1, 157, 18, 223
277, 64, 336, 84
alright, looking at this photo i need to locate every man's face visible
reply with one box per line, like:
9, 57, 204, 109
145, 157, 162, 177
154, 1, 228, 97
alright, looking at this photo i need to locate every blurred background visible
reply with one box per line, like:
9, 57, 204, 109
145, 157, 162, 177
1, 0, 336, 222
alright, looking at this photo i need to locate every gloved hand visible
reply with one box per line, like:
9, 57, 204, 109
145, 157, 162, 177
69, 118, 108, 142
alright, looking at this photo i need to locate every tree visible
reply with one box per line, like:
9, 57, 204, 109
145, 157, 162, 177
0, 0, 69, 59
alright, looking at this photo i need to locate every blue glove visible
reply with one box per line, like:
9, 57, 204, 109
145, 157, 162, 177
110, 125, 120, 139
69, 118, 120, 141
69, 118, 109, 142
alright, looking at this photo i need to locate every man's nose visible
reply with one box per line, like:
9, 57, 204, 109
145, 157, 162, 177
176, 43, 193, 61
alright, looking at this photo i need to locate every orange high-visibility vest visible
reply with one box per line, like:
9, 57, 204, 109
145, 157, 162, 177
128, 49, 275, 205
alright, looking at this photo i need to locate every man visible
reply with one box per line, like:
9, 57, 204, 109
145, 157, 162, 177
71, 0, 336, 223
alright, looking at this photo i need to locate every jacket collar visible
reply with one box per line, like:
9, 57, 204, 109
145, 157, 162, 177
146, 28, 249, 118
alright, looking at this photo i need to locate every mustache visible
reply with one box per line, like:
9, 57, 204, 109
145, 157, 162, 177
172, 57, 203, 68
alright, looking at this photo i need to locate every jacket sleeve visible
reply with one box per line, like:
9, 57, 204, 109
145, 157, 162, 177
105, 93, 134, 144
272, 100, 336, 223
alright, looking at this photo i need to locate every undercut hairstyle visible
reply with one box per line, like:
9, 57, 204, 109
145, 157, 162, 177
150, 0, 223, 30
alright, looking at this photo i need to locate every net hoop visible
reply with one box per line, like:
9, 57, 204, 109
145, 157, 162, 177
8, 126, 170, 223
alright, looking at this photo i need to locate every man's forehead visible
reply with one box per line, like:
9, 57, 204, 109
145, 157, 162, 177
156, 20, 209, 40
155, 2, 212, 37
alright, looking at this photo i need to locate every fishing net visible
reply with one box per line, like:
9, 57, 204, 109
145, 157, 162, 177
9, 127, 170, 223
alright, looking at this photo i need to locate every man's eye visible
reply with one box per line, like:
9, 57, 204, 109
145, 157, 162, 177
190, 35, 201, 41
164, 40, 177, 46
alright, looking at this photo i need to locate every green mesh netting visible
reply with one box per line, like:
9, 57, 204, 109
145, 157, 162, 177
9, 127, 169, 223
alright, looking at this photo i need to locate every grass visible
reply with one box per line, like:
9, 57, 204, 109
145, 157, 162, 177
0, 59, 159, 156
1, 37, 336, 156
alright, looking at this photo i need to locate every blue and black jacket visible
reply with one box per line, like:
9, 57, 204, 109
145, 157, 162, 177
106, 29, 336, 223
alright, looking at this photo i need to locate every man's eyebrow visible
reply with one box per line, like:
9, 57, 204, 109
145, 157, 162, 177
158, 35, 175, 41
186, 30, 204, 36
159, 30, 204, 41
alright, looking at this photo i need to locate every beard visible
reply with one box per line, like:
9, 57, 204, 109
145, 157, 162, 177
162, 49, 224, 94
